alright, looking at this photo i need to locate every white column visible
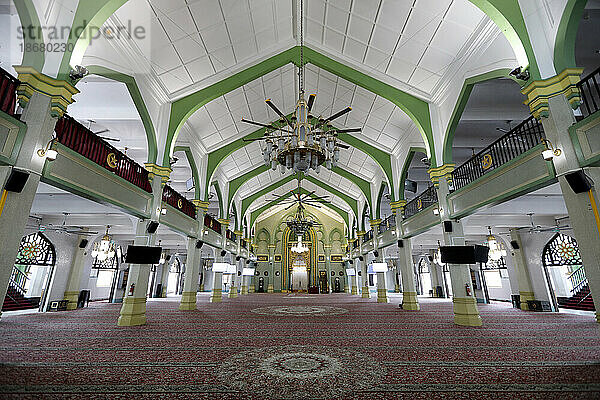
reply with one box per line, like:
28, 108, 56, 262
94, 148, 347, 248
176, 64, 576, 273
180, 238, 200, 310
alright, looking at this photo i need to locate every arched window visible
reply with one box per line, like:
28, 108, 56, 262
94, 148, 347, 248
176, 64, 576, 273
543, 233, 582, 267
15, 232, 56, 266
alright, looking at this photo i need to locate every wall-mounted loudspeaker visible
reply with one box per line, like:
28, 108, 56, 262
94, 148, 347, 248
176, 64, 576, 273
196, 240, 203, 249
428, 255, 433, 262
398, 240, 404, 248
147, 221, 159, 234
373, 250, 379, 257
79, 239, 88, 248
443, 221, 453, 233
4, 169, 30, 193
359, 255, 364, 261
246, 259, 250, 264
510, 240, 520, 250
349, 260, 353, 264
405, 179, 418, 193
220, 250, 226, 257
565, 170, 593, 194
236, 256, 241, 261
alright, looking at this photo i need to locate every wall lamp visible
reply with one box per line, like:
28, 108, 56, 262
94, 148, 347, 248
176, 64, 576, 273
541, 138, 561, 161
37, 138, 58, 161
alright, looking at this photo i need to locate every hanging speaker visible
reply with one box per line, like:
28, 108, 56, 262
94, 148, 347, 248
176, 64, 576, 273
443, 221, 453, 233
166, 254, 171, 261
4, 169, 30, 193
147, 221, 159, 233
428, 255, 433, 262
79, 239, 88, 248
220, 250, 226, 257
565, 170, 593, 194
349, 260, 353, 264
398, 240, 404, 248
510, 240, 520, 250
196, 240, 204, 249
246, 259, 250, 264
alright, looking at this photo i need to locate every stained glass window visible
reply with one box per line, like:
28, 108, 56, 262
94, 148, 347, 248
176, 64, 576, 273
543, 233, 582, 267
14, 232, 55, 266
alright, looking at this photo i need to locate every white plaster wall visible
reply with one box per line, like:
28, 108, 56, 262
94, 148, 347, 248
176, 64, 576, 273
518, 230, 558, 303
41, 230, 78, 305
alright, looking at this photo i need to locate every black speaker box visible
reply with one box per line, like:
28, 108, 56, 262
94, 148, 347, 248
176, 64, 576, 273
236, 256, 241, 261
246, 259, 250, 264
440, 245, 489, 264
78, 239, 88, 248
349, 260, 353, 264
373, 250, 379, 257
220, 250, 226, 257
4, 169, 30, 193
398, 240, 404, 248
359, 255, 364, 261
147, 221, 159, 233
428, 255, 433, 262
565, 170, 593, 194
405, 179, 418, 193
510, 240, 520, 250
196, 240, 203, 249
443, 221, 453, 233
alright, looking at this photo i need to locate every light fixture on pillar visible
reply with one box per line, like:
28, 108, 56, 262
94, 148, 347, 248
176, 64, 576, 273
291, 235, 309, 254
541, 138, 561, 161
91, 226, 116, 262
37, 138, 58, 161
486, 227, 507, 261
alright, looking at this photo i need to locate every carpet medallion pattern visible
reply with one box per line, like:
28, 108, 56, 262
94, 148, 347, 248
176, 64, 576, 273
0, 294, 599, 399
218, 345, 383, 399
250, 305, 348, 316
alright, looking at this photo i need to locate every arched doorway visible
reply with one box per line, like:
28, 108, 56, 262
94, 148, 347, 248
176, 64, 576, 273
542, 233, 594, 311
282, 227, 317, 292
4, 232, 56, 312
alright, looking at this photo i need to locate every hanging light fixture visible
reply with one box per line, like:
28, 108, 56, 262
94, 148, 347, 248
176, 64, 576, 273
487, 226, 507, 261
291, 235, 309, 254
240, 0, 357, 173
91, 226, 116, 262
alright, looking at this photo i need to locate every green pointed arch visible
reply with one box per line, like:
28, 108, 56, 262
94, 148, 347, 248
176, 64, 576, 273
375, 183, 387, 219
554, 0, 588, 73
399, 147, 426, 201
173, 146, 199, 200
211, 181, 224, 219
467, 0, 540, 80
87, 65, 158, 164
14, 0, 45, 70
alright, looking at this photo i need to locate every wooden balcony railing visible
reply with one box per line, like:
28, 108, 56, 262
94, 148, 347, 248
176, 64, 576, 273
0, 66, 19, 117
55, 115, 152, 193
226, 229, 236, 241
451, 116, 545, 191
404, 185, 438, 219
204, 214, 221, 234
162, 184, 196, 219
578, 66, 600, 118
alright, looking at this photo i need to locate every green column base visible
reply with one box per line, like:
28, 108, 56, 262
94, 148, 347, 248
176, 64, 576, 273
249, 285, 255, 293
361, 287, 370, 299
229, 287, 238, 298
179, 291, 197, 310
117, 297, 147, 326
453, 297, 482, 327
241, 285, 248, 295
519, 291, 535, 311
267, 284, 274, 293
596, 312, 600, 323
394, 284, 400, 293
199, 284, 204, 292
210, 289, 222, 302
351, 286, 358, 295
377, 289, 388, 303
401, 291, 420, 310
63, 291, 79, 310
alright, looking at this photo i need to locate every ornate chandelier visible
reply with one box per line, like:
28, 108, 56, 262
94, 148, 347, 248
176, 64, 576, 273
291, 235, 309, 254
241, 0, 358, 174
286, 203, 320, 235
91, 226, 115, 262
487, 227, 507, 261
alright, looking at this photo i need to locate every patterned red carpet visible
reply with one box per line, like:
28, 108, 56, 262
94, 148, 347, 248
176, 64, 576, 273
0, 293, 599, 399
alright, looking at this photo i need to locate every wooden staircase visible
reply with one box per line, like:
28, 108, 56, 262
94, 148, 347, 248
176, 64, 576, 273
2, 267, 40, 312
558, 284, 595, 311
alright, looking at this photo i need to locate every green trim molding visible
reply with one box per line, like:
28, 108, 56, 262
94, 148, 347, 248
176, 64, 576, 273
554, 0, 588, 74
86, 66, 158, 164
568, 111, 600, 168
0, 110, 27, 166
399, 147, 426, 200
174, 145, 200, 200
14, 0, 45, 71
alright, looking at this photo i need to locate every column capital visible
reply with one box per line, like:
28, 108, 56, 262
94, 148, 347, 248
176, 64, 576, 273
14, 65, 79, 118
193, 200, 210, 212
218, 218, 230, 227
369, 219, 382, 227
428, 164, 455, 186
144, 163, 172, 184
234, 230, 243, 236
356, 231, 366, 237
521, 68, 584, 119
390, 200, 406, 211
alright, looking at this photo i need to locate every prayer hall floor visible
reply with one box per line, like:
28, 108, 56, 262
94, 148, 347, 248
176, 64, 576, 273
0, 293, 599, 399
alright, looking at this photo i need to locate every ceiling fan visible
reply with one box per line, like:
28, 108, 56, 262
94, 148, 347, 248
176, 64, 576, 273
240, 0, 357, 175
87, 119, 121, 142
266, 175, 331, 211
512, 213, 570, 234
43, 213, 99, 236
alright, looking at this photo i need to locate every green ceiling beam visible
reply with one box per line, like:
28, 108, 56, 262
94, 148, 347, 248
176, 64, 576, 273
165, 47, 300, 167
211, 181, 224, 219
375, 182, 387, 220
303, 175, 358, 218
14, 0, 45, 71
468, 0, 540, 81
241, 174, 297, 218
442, 68, 514, 164
301, 46, 435, 169
398, 147, 426, 201
331, 165, 372, 205
87, 65, 158, 164
554, 0, 587, 73
58, 0, 128, 81
250, 188, 348, 228
173, 146, 199, 200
